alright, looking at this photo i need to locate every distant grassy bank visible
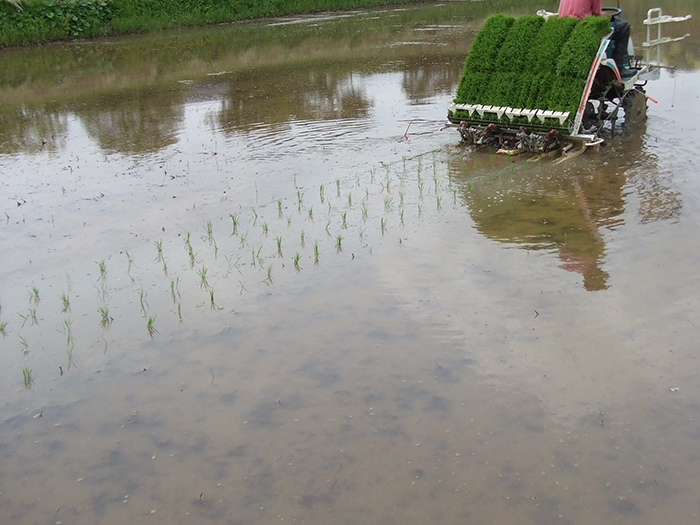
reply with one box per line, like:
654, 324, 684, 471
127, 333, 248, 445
0, 0, 420, 47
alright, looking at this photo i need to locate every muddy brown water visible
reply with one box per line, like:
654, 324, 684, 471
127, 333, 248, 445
1, 1, 700, 523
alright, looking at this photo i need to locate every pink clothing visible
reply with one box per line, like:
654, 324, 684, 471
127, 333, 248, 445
558, 0, 602, 19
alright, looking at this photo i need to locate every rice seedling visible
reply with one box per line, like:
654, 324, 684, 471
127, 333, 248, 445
433, 175, 439, 193
60, 318, 74, 346
154, 239, 163, 262
0, 321, 8, 337
400, 209, 405, 226
453, 189, 458, 204
362, 203, 368, 222
22, 365, 33, 389
293, 252, 302, 271
264, 264, 273, 285
355, 175, 360, 187
336, 234, 343, 252
251, 246, 257, 267
204, 220, 214, 242
307, 207, 313, 221
197, 266, 210, 289
380, 217, 387, 235
436, 195, 443, 210
146, 315, 158, 338
251, 208, 258, 224
418, 204, 423, 217
418, 181, 424, 198
262, 222, 269, 236
18, 313, 28, 328
138, 288, 149, 316
370, 168, 375, 183
60, 292, 70, 314
19, 335, 28, 355
213, 240, 218, 259
256, 245, 264, 265
65, 344, 74, 369
341, 212, 348, 229
235, 230, 247, 249
347, 193, 352, 207
325, 220, 332, 236
287, 215, 292, 228
98, 306, 112, 329
277, 199, 283, 217
170, 277, 181, 304
319, 185, 325, 204
162, 258, 169, 276
297, 190, 304, 210
28, 308, 38, 326
125, 249, 133, 272
183, 232, 191, 247
384, 196, 393, 212
313, 242, 319, 264
177, 303, 183, 324
239, 280, 249, 295
209, 289, 218, 310
188, 244, 197, 268
29, 285, 40, 305
468, 182, 472, 192
96, 259, 107, 282
402, 155, 407, 171
335, 178, 341, 197
276, 236, 283, 257
399, 191, 405, 207
300, 230, 306, 247
229, 213, 239, 235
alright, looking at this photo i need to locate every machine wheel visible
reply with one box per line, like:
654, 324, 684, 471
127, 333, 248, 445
622, 89, 647, 127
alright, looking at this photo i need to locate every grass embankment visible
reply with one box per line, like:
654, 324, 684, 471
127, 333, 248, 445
451, 13, 611, 128
0, 0, 419, 47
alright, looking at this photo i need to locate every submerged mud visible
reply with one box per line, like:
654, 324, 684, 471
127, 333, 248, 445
1, 1, 700, 524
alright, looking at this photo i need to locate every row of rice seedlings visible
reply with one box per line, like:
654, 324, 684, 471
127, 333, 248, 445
1, 148, 458, 390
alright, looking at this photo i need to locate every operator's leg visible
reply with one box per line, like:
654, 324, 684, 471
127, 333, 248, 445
612, 17, 634, 77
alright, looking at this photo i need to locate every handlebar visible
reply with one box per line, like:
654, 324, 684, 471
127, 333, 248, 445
602, 7, 622, 17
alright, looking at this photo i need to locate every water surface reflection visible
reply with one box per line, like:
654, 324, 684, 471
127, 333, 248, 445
1, 2, 700, 524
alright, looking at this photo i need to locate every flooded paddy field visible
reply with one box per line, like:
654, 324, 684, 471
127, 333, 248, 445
1, 1, 700, 523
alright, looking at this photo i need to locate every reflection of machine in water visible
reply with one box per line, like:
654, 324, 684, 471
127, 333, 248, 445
460, 165, 622, 291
